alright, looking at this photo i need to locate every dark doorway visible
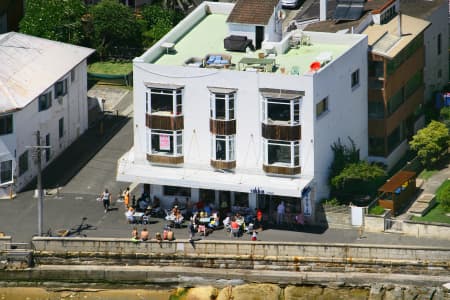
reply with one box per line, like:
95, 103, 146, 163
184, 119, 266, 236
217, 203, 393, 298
255, 26, 264, 49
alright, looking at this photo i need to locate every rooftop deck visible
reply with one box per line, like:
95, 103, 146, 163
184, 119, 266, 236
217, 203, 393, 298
152, 13, 349, 75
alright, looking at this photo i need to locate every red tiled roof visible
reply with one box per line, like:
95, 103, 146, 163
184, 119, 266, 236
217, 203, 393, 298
227, 0, 279, 25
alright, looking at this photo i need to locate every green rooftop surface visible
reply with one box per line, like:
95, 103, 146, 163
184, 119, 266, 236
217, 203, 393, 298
153, 14, 349, 75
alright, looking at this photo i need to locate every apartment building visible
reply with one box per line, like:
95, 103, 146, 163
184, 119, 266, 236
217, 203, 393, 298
117, 0, 368, 221
304, 0, 444, 168
0, 32, 94, 197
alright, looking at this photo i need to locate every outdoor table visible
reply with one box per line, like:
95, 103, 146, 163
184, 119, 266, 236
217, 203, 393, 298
133, 212, 144, 223
238, 57, 275, 72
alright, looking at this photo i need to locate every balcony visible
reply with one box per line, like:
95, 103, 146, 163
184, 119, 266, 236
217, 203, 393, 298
263, 164, 301, 175
146, 114, 184, 130
261, 123, 301, 141
210, 119, 236, 135
147, 154, 184, 165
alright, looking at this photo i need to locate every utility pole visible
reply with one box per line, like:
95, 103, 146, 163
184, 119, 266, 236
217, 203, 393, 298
27, 131, 51, 236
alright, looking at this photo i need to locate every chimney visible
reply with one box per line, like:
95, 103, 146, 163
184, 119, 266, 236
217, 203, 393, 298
397, 11, 402, 37
320, 0, 327, 21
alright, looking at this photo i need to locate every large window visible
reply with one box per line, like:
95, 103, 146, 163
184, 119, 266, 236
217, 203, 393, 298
316, 97, 328, 118
369, 60, 384, 78
351, 69, 360, 89
146, 88, 183, 115
210, 92, 235, 120
262, 98, 300, 125
404, 70, 423, 99
387, 87, 404, 115
19, 150, 28, 176
368, 101, 385, 119
163, 185, 191, 197
263, 139, 299, 167
0, 160, 12, 184
387, 125, 404, 154
150, 129, 183, 156
55, 79, 68, 98
38, 92, 52, 111
0, 114, 13, 135
369, 136, 385, 156
211, 135, 235, 161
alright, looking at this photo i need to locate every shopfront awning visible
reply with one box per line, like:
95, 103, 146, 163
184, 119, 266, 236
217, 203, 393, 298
117, 149, 312, 198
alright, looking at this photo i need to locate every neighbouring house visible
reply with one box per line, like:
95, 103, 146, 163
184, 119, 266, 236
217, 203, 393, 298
0, 32, 95, 197
0, 0, 24, 33
303, 0, 447, 169
117, 0, 368, 223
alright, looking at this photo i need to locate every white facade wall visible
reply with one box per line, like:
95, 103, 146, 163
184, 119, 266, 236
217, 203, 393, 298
422, 2, 449, 102
0, 61, 89, 193
312, 35, 368, 201
131, 35, 367, 210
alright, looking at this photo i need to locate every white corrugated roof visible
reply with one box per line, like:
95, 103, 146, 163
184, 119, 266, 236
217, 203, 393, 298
0, 32, 95, 113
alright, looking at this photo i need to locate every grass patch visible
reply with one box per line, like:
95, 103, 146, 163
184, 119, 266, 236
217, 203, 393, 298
88, 61, 132, 75
418, 169, 438, 180
412, 180, 450, 224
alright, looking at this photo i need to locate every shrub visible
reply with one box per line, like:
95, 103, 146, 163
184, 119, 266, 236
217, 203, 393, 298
369, 205, 385, 215
439, 183, 450, 212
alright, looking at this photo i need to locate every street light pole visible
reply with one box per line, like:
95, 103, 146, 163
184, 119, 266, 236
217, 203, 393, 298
36, 130, 43, 236
27, 130, 51, 236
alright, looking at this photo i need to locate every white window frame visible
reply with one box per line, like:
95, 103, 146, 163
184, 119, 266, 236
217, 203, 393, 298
0, 160, 13, 185
55, 78, 68, 98
210, 92, 235, 120
148, 129, 183, 156
211, 134, 235, 161
261, 97, 300, 125
263, 139, 300, 167
38, 91, 52, 112
146, 88, 183, 116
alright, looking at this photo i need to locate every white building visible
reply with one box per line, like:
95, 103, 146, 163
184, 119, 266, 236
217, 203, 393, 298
0, 32, 94, 196
117, 0, 368, 222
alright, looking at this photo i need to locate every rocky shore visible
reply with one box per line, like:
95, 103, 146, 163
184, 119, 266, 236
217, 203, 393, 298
0, 282, 449, 300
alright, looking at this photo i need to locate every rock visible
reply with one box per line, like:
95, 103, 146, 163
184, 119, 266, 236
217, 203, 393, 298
369, 283, 385, 300
384, 286, 404, 300
185, 286, 219, 300
403, 286, 419, 300
284, 285, 323, 299
217, 284, 281, 300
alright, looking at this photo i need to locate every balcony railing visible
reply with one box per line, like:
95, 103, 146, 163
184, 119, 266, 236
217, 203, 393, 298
261, 123, 301, 141
147, 153, 184, 165
263, 164, 301, 175
210, 160, 236, 170
210, 119, 236, 135
146, 114, 184, 130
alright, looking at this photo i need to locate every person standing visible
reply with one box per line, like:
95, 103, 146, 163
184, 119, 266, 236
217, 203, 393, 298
124, 187, 130, 208
276, 201, 285, 225
101, 188, 111, 213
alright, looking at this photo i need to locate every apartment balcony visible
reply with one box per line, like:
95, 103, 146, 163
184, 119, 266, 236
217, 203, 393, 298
263, 164, 301, 175
147, 154, 184, 165
146, 113, 184, 130
210, 119, 236, 135
261, 123, 301, 141
210, 160, 236, 170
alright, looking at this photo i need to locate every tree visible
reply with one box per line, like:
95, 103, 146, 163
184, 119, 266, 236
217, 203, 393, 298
328, 137, 359, 184
87, 0, 142, 59
140, 4, 183, 48
19, 0, 86, 45
409, 120, 450, 167
331, 161, 386, 190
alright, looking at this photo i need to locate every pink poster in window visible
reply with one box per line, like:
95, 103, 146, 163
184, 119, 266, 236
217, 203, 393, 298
159, 135, 170, 150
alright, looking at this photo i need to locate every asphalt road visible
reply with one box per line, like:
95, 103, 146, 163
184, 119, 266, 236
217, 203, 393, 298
1, 86, 449, 248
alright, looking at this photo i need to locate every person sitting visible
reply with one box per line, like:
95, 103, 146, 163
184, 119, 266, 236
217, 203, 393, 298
131, 227, 139, 240
138, 199, 148, 212
125, 207, 134, 224
230, 218, 241, 237
208, 212, 220, 229
174, 211, 184, 228
152, 196, 160, 209
223, 215, 231, 231
204, 204, 212, 217
173, 197, 180, 208
140, 228, 149, 241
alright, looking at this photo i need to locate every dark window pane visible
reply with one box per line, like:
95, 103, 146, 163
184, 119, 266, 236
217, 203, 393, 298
216, 139, 226, 160
0, 160, 12, 183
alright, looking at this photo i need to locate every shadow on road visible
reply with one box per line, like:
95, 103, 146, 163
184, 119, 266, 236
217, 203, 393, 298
24, 115, 130, 191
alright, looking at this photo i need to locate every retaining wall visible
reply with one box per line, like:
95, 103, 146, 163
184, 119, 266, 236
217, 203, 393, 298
31, 238, 450, 275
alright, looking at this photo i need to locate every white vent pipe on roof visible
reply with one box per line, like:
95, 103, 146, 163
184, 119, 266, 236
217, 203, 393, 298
320, 0, 327, 21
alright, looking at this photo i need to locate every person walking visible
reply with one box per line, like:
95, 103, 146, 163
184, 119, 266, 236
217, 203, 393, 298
276, 201, 285, 225
188, 220, 196, 241
101, 188, 111, 213
124, 187, 130, 208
